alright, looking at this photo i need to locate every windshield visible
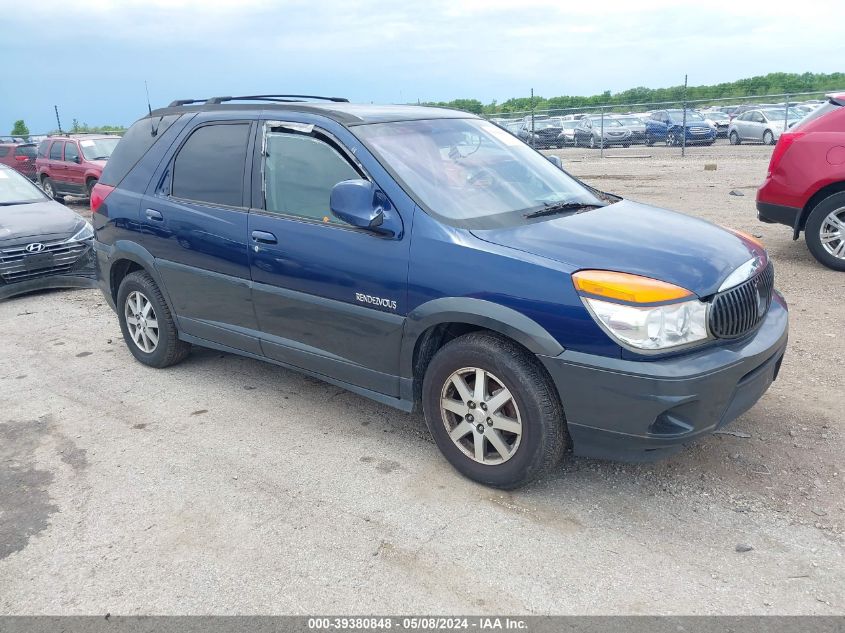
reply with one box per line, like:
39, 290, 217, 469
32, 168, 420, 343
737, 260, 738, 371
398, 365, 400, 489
0, 167, 48, 204
615, 117, 644, 125
355, 118, 605, 229
761, 108, 802, 120
78, 137, 120, 161
668, 111, 705, 122
704, 112, 726, 119
588, 118, 622, 127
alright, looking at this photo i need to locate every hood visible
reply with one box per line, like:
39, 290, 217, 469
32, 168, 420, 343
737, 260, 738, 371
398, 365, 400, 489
470, 199, 762, 298
0, 200, 83, 244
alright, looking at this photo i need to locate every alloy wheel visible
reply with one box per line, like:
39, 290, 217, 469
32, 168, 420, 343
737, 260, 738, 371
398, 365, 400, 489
439, 367, 523, 465
124, 290, 159, 353
42, 179, 54, 198
820, 207, 845, 260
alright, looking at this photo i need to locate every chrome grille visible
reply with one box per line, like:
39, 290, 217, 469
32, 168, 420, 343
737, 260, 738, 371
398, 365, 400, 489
0, 238, 89, 283
709, 263, 775, 339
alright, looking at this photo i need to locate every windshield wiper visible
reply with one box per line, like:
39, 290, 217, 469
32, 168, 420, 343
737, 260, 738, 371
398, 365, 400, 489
523, 201, 606, 219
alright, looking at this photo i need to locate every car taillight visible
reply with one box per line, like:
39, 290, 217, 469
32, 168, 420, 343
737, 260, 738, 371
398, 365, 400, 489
90, 183, 115, 213
14, 155, 28, 162
767, 131, 804, 178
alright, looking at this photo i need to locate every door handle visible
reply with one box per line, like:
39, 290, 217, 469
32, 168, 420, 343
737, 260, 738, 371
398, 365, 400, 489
145, 208, 163, 221
251, 230, 277, 245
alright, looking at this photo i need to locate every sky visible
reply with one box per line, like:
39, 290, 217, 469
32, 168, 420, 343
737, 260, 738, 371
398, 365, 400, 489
2, 0, 843, 133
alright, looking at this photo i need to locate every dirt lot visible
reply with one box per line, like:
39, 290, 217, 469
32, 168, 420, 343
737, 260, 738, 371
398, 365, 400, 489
1, 144, 842, 615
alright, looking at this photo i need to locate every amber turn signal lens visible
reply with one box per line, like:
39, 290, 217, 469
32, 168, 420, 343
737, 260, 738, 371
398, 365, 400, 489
572, 270, 694, 304
723, 226, 765, 249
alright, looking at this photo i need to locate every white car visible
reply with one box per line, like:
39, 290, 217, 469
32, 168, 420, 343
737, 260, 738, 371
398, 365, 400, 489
728, 108, 803, 145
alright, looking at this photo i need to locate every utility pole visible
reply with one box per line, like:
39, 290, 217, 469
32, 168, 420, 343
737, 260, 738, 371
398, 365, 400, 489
681, 74, 688, 157
54, 105, 63, 135
530, 88, 535, 149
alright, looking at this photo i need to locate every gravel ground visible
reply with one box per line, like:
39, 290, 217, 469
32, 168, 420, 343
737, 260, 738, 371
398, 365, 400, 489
1, 144, 842, 615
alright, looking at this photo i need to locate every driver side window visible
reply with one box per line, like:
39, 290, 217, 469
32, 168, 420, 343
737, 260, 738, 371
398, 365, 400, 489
263, 132, 361, 225
64, 142, 79, 163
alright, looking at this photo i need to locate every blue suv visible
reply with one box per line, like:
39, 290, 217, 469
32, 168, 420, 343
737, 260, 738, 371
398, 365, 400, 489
92, 95, 788, 488
645, 109, 717, 146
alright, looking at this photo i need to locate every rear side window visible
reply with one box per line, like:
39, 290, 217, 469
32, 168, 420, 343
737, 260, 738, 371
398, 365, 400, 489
15, 145, 36, 157
49, 141, 64, 160
793, 101, 841, 131
37, 140, 49, 158
172, 123, 250, 207
99, 114, 180, 187
64, 142, 80, 162
0, 146, 9, 157
264, 133, 360, 223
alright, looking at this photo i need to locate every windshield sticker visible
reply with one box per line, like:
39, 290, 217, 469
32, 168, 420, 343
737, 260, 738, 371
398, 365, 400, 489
80, 140, 95, 147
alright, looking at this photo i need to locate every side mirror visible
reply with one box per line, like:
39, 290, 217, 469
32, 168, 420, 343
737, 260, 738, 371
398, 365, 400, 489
73, 156, 81, 164
330, 179, 401, 238
547, 155, 563, 170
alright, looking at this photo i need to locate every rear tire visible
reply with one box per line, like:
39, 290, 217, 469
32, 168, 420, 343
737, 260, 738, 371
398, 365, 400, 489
41, 176, 62, 201
117, 271, 191, 368
422, 332, 568, 489
804, 192, 845, 271
86, 178, 98, 197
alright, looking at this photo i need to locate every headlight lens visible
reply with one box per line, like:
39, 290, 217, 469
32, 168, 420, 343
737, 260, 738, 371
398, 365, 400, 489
70, 221, 94, 242
583, 297, 709, 351
574, 270, 709, 351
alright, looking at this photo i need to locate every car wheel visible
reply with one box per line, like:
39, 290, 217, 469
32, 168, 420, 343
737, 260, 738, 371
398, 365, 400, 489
41, 176, 61, 201
117, 271, 191, 367
644, 137, 652, 147
573, 136, 578, 148
729, 131, 741, 145
763, 130, 775, 145
804, 192, 845, 271
86, 178, 98, 197
422, 332, 568, 489
589, 136, 596, 149
666, 132, 678, 147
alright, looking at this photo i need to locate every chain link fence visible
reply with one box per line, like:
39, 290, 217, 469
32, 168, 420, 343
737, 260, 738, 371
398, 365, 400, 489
484, 90, 836, 157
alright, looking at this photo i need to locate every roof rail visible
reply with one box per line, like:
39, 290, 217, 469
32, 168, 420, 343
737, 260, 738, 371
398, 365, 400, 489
205, 94, 350, 104
167, 95, 349, 107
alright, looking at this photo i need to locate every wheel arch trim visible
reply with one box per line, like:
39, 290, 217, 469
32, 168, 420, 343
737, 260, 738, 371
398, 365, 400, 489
100, 240, 177, 315
399, 297, 565, 379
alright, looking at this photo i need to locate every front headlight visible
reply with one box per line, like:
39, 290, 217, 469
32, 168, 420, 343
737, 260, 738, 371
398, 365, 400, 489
574, 270, 709, 351
70, 221, 94, 242
583, 296, 708, 350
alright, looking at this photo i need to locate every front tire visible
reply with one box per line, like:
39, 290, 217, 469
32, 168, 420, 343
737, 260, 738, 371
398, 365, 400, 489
422, 332, 568, 489
86, 177, 98, 197
805, 192, 845, 271
729, 131, 741, 145
763, 130, 775, 145
117, 271, 191, 367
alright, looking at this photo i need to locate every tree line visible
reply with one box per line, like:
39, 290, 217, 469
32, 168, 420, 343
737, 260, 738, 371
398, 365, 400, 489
422, 72, 845, 115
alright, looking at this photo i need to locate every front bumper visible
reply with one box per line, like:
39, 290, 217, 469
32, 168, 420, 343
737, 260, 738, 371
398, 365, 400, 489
538, 293, 788, 462
0, 244, 96, 300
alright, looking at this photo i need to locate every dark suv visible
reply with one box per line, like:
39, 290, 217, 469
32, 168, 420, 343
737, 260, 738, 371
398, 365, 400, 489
93, 95, 788, 488
36, 134, 121, 200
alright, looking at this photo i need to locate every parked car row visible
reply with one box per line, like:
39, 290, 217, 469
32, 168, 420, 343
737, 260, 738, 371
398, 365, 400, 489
491, 99, 825, 148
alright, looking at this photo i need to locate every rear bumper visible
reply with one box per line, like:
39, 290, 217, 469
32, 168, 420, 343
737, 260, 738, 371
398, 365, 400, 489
757, 199, 802, 236
538, 294, 788, 462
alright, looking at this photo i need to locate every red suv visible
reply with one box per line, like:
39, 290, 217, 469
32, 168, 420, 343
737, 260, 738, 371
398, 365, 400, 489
757, 93, 845, 270
36, 134, 121, 201
0, 142, 37, 180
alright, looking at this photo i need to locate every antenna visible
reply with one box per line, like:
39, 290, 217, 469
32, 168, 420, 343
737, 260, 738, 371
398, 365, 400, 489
145, 80, 159, 137
145, 80, 153, 116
